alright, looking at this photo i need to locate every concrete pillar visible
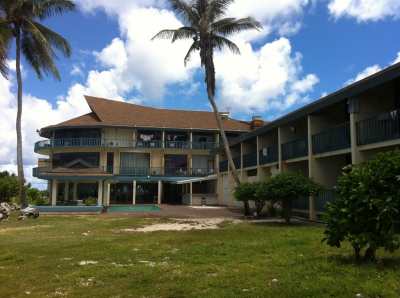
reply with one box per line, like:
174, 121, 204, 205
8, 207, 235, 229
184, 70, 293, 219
51, 179, 58, 206
157, 181, 162, 204
97, 180, 103, 206
133, 180, 136, 204
190, 181, 193, 205
309, 194, 316, 220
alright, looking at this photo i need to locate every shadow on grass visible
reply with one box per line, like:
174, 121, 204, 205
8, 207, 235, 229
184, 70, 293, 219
245, 218, 327, 228
327, 252, 400, 269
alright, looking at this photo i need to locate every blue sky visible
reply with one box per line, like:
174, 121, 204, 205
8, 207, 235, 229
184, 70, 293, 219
0, 0, 399, 189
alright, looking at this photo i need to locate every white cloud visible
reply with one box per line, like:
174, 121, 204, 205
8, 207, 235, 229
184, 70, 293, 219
70, 63, 84, 77
391, 52, 400, 65
345, 64, 381, 85
328, 0, 400, 22
216, 37, 319, 115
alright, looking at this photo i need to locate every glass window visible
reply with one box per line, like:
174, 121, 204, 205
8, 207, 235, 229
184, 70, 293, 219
120, 153, 150, 175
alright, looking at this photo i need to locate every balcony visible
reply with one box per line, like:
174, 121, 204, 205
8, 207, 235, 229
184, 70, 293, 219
281, 137, 308, 160
259, 146, 278, 164
243, 152, 257, 168
312, 123, 350, 154
356, 110, 400, 146
33, 166, 217, 178
34, 138, 221, 152
219, 156, 242, 173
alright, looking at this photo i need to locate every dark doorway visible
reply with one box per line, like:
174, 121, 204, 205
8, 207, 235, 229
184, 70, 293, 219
135, 183, 158, 204
163, 183, 181, 204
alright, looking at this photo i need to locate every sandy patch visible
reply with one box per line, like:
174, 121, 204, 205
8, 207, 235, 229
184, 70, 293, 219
122, 218, 230, 232
0, 225, 52, 233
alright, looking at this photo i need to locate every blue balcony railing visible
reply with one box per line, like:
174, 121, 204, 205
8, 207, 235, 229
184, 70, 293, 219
292, 195, 310, 210
312, 123, 350, 154
34, 138, 221, 151
243, 152, 257, 168
219, 157, 241, 172
233, 156, 241, 169
356, 110, 400, 145
259, 146, 278, 164
219, 160, 228, 173
281, 137, 308, 160
33, 166, 217, 177
315, 189, 336, 211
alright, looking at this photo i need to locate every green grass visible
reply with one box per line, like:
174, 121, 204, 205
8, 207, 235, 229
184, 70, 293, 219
1, 212, 399, 298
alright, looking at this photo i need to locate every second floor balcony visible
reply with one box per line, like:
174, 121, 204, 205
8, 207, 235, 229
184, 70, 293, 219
312, 123, 350, 154
35, 138, 222, 152
281, 137, 308, 160
356, 110, 400, 146
33, 166, 217, 178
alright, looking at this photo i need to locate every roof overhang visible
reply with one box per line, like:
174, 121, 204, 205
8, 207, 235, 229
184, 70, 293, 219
211, 61, 400, 152
172, 174, 218, 184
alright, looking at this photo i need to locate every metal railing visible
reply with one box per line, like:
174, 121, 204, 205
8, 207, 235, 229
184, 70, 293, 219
356, 110, 400, 145
259, 145, 278, 164
292, 195, 310, 210
315, 189, 336, 211
34, 138, 221, 151
33, 166, 217, 177
312, 123, 350, 154
281, 137, 308, 160
243, 152, 257, 168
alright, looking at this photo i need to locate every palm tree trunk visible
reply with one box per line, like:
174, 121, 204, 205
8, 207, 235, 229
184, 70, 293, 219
206, 85, 241, 186
15, 26, 27, 208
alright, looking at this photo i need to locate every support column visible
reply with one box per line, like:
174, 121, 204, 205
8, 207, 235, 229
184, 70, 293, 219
157, 181, 162, 204
103, 181, 110, 206
309, 194, 316, 220
51, 179, 58, 206
97, 180, 103, 206
190, 181, 193, 205
133, 181, 136, 205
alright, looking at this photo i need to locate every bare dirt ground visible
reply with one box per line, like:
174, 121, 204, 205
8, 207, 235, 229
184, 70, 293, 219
122, 217, 325, 232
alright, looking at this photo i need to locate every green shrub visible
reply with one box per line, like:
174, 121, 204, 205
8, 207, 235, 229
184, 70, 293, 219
85, 197, 94, 206
33, 197, 48, 206
322, 149, 400, 261
266, 204, 279, 217
256, 172, 324, 223
233, 182, 260, 215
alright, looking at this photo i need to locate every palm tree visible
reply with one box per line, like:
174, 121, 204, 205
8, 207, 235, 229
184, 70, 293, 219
0, 0, 76, 208
152, 0, 262, 188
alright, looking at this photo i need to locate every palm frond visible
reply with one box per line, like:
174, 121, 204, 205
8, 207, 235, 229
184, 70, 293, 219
36, 0, 76, 20
183, 41, 199, 66
169, 0, 200, 27
205, 0, 233, 23
0, 20, 12, 78
212, 35, 240, 54
151, 27, 195, 42
213, 16, 263, 36
21, 20, 60, 80
28, 20, 71, 57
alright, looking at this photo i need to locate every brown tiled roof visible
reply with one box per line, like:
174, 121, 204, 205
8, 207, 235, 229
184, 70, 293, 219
44, 95, 251, 132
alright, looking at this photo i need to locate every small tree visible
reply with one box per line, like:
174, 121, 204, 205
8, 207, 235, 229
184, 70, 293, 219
322, 150, 400, 261
256, 172, 324, 223
0, 174, 19, 202
233, 182, 259, 216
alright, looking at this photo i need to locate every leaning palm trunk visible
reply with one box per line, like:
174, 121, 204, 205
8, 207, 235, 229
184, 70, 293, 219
15, 26, 27, 208
207, 85, 241, 186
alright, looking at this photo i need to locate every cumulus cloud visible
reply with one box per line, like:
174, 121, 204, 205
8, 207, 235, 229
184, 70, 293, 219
328, 0, 400, 22
344, 52, 400, 86
216, 37, 319, 117
0, 0, 324, 188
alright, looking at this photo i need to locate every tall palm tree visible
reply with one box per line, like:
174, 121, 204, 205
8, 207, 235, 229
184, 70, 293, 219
0, 0, 76, 208
152, 0, 262, 188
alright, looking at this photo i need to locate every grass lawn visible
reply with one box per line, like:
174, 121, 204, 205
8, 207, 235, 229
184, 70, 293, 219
1, 212, 399, 298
